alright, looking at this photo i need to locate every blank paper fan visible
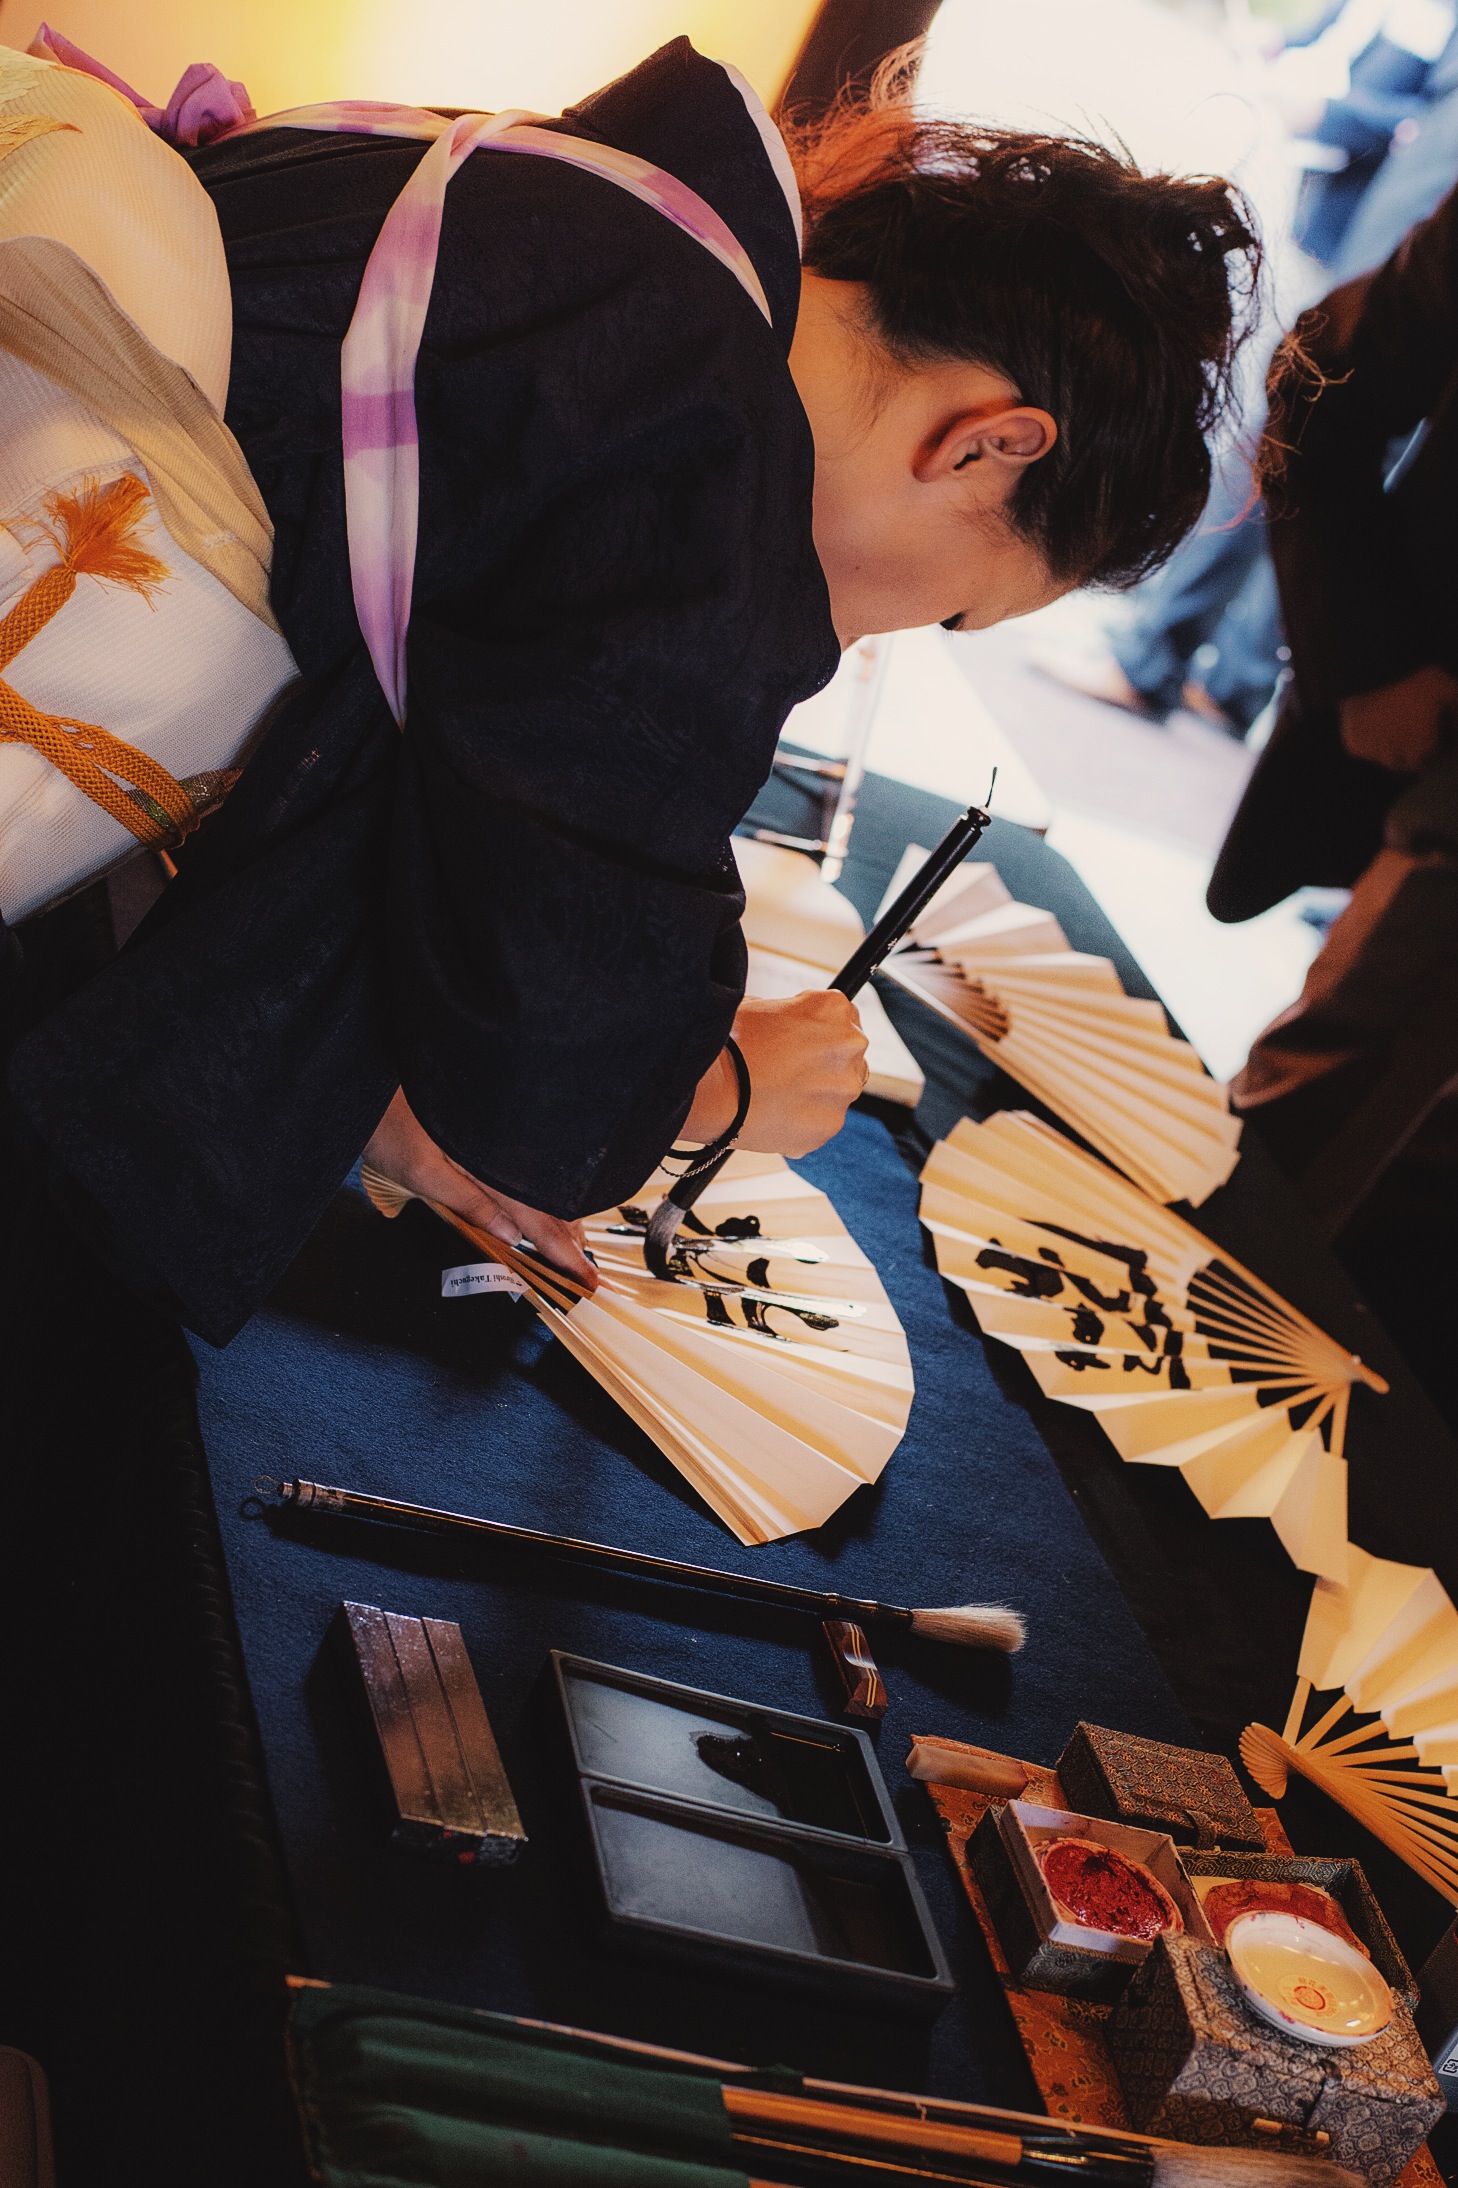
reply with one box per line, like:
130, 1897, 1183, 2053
879, 848, 1240, 1205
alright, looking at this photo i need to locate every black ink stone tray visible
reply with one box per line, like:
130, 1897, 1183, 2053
552, 1653, 954, 2013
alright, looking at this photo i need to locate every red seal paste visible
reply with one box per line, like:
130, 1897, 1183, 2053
1201, 1878, 1367, 1956
1036, 1837, 1182, 1940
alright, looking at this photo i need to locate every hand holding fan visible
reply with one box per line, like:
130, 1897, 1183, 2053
363, 1148, 917, 1547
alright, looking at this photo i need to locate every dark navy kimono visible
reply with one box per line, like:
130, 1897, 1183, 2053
8, 41, 837, 1343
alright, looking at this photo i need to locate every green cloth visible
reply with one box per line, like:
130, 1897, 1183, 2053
289, 1986, 752, 2188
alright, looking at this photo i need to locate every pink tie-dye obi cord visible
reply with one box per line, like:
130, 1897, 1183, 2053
276, 104, 777, 725
30, 31, 790, 727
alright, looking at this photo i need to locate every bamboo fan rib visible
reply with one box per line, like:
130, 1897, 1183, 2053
916, 1112, 1458, 1902
364, 1150, 914, 1549
1242, 1544, 1458, 1904
877, 847, 1239, 1205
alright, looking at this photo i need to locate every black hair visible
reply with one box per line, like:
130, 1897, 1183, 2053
785, 68, 1261, 588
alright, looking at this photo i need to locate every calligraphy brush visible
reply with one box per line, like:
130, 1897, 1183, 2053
277, 1984, 1351, 2188
645, 786, 997, 1277
265, 1478, 1026, 1651
720, 2089, 1359, 2185
828, 778, 996, 999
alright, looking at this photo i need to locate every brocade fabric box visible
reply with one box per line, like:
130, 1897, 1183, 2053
1108, 1933, 1444, 2187
1057, 1723, 1265, 1851
1181, 1849, 1416, 2011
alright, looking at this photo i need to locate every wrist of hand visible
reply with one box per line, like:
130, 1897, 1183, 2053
680, 1047, 739, 1144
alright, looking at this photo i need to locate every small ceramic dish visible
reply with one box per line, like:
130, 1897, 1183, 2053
1225, 1910, 1394, 2047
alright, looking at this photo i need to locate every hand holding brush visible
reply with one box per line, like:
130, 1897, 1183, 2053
645, 789, 996, 1277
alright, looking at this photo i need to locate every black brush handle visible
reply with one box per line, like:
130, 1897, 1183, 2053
830, 793, 994, 999
272, 1479, 918, 1629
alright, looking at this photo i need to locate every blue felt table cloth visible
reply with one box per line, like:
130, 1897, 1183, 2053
193, 1105, 1195, 2105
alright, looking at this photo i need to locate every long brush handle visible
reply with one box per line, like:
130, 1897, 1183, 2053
740, 2145, 1016, 2187
726, 2090, 1152, 2182
830, 792, 994, 999
275, 1478, 918, 1630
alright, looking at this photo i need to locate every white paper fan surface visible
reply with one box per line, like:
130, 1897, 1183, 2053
1242, 1545, 1458, 1903
916, 1111, 1458, 1901
560, 1151, 914, 1543
736, 837, 924, 1107
367, 1146, 914, 1549
920, 1110, 1381, 1552
879, 847, 1239, 1204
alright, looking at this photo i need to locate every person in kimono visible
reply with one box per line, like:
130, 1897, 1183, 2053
5, 37, 1260, 1341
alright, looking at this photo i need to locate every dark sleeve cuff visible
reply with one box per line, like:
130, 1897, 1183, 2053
387, 748, 747, 1220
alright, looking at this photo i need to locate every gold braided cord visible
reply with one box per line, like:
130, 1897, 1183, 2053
0, 473, 200, 845
0, 679, 173, 847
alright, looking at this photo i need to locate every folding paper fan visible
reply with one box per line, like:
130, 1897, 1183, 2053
1242, 1548, 1458, 1903
914, 1110, 1458, 1898
364, 1149, 914, 1549
878, 846, 1239, 1205
918, 1111, 1384, 1585
735, 837, 925, 1108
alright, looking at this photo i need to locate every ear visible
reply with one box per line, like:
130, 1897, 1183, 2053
915, 404, 1058, 482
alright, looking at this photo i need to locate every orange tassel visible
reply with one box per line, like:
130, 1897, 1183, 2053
0, 471, 198, 849
41, 473, 169, 602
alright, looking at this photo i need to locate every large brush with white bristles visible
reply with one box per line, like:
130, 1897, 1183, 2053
272, 1477, 1026, 1652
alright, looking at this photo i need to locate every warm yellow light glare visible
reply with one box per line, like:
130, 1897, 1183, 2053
0, 0, 819, 119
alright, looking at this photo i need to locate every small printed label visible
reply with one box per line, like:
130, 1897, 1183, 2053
1439, 2038, 1458, 2078
441, 1262, 524, 1299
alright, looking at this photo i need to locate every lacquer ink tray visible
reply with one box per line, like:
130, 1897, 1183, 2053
552, 1653, 953, 2013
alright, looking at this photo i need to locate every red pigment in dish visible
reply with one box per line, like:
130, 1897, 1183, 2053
1202, 1878, 1367, 1956
1037, 1837, 1181, 1940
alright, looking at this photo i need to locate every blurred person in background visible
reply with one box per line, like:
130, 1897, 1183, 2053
1209, 177, 1458, 1168
1036, 0, 1458, 742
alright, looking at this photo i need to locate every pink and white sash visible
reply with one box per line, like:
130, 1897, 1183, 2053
28, 34, 799, 727
288, 103, 780, 725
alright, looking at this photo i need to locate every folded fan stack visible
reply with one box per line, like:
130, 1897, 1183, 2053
879, 848, 1239, 1205
920, 1110, 1458, 1904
